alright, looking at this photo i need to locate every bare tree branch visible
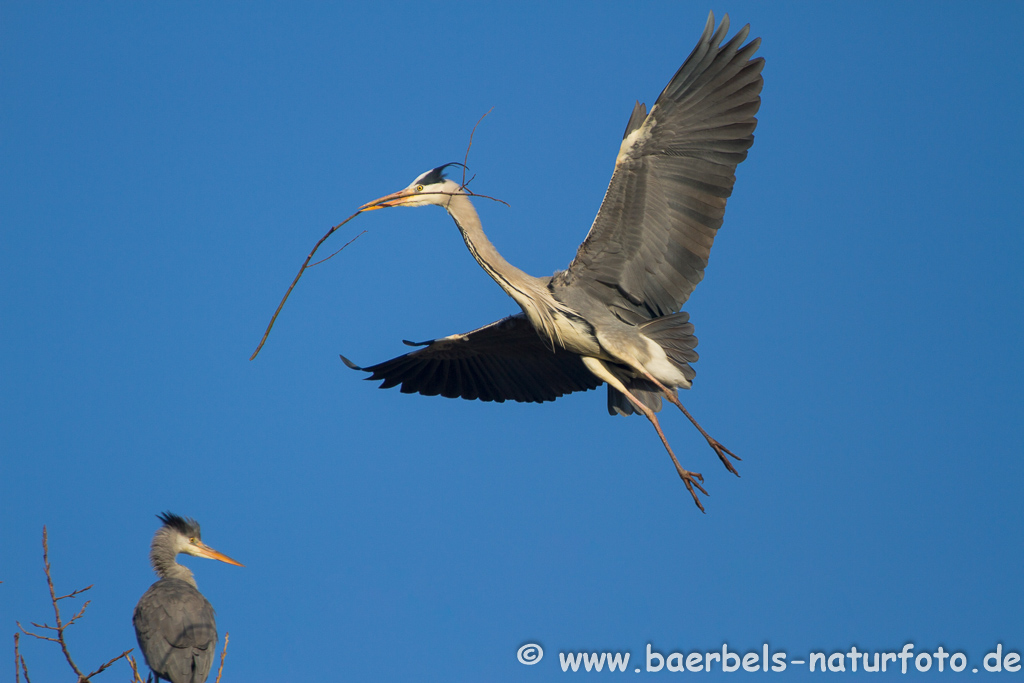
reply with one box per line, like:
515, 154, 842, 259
56, 586, 93, 602
41, 526, 86, 678
127, 654, 146, 683
249, 112, 513, 363
214, 632, 229, 683
82, 648, 133, 680
306, 229, 369, 268
18, 623, 60, 643
15, 632, 32, 683
461, 107, 493, 189
249, 210, 365, 360
17, 526, 135, 682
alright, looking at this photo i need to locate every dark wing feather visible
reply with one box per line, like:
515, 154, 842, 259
134, 579, 217, 683
553, 12, 763, 320
341, 314, 603, 403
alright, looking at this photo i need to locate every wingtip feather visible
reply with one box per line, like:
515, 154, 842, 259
339, 354, 366, 371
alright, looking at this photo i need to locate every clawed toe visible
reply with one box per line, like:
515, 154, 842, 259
708, 438, 741, 477
676, 467, 708, 513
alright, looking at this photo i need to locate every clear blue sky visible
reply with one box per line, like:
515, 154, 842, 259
2, 2, 1022, 681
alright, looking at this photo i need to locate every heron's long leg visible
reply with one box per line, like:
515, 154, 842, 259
640, 370, 741, 477
581, 358, 708, 511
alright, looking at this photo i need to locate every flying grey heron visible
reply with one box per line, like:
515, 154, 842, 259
345, 13, 762, 511
133, 513, 242, 683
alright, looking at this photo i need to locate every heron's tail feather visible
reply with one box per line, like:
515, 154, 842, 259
640, 311, 698, 380
606, 312, 700, 416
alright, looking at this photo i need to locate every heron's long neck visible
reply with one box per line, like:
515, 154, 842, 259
444, 193, 572, 344
150, 530, 197, 587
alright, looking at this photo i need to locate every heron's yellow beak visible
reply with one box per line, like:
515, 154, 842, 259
192, 541, 244, 567
359, 188, 415, 212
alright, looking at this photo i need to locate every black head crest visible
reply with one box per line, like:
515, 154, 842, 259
157, 511, 201, 539
414, 162, 468, 187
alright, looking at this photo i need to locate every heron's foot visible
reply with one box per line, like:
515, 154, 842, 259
707, 437, 741, 477
675, 466, 708, 513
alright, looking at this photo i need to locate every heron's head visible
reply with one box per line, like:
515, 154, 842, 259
155, 511, 244, 566
360, 163, 465, 211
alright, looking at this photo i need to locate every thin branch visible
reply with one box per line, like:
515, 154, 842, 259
20, 527, 130, 682
214, 632, 229, 683
56, 586, 93, 602
67, 600, 92, 626
127, 655, 145, 683
456, 110, 512, 207
249, 211, 365, 360
82, 648, 132, 680
461, 107, 494, 189
306, 229, 368, 268
462, 189, 511, 208
15, 631, 32, 683
26, 621, 58, 632
40, 527, 86, 679
17, 622, 60, 643
249, 111, 508, 362
378, 188, 509, 208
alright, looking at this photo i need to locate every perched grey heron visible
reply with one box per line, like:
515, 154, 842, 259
133, 513, 242, 683
345, 13, 762, 511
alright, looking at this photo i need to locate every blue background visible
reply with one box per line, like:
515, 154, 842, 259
2, 2, 1021, 680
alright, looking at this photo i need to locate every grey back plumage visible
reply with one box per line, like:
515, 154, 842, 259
552, 13, 763, 321
134, 579, 217, 683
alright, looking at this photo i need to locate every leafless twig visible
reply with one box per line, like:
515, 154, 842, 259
307, 230, 369, 268
82, 649, 133, 681
15, 632, 31, 683
19, 650, 31, 683
456, 109, 510, 209
214, 632, 229, 683
461, 188, 511, 208
16, 527, 132, 682
126, 654, 145, 683
461, 108, 493, 189
249, 110, 508, 361
249, 211, 365, 360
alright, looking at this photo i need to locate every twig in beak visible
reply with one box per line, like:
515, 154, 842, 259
251, 110, 508, 361
462, 107, 493, 190
249, 211, 364, 360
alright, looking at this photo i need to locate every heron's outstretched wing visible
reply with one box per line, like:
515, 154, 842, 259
341, 314, 602, 403
553, 12, 763, 320
133, 579, 217, 683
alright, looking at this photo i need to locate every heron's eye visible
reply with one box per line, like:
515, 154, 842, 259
415, 185, 424, 192
189, 537, 197, 544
